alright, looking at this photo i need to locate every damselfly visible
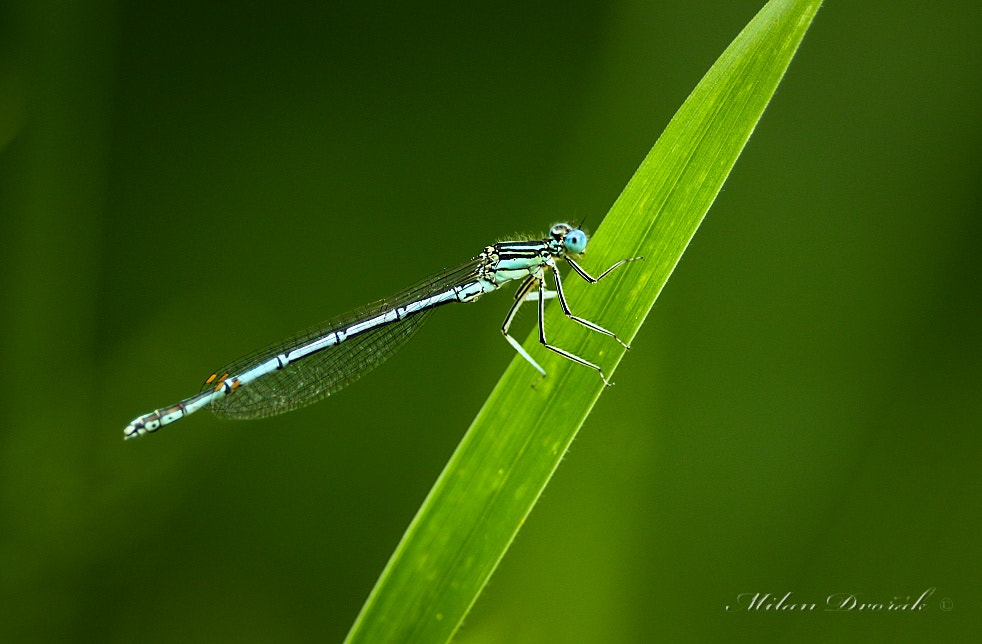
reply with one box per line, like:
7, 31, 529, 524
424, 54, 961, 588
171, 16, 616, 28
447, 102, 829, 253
124, 223, 641, 439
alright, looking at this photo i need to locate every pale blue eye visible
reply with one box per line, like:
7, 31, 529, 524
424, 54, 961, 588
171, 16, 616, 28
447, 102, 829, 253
564, 229, 588, 254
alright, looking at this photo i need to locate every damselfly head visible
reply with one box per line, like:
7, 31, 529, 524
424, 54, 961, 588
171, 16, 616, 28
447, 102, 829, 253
549, 223, 572, 239
550, 222, 588, 256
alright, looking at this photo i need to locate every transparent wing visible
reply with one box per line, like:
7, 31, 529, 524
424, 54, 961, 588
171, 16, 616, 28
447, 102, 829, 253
202, 259, 483, 420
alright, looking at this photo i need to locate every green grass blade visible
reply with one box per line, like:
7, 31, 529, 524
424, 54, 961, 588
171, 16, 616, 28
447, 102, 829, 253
346, 1, 822, 641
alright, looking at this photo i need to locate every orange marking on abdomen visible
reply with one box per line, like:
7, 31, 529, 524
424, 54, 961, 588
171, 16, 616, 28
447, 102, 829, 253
212, 372, 230, 392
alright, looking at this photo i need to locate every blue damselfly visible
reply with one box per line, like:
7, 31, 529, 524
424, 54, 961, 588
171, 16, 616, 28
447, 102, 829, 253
124, 223, 640, 439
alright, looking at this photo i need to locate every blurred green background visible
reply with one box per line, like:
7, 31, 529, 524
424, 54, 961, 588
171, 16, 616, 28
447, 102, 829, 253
1, 1, 979, 641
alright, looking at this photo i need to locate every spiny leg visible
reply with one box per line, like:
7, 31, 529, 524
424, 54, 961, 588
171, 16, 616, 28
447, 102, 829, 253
565, 255, 643, 284
551, 262, 631, 349
536, 276, 612, 386
502, 275, 547, 376
517, 279, 556, 303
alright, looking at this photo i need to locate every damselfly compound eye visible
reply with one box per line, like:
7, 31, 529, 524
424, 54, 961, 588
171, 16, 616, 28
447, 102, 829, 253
564, 229, 588, 255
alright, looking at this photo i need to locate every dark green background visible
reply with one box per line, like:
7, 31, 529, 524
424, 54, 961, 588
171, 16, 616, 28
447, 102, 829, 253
1, 1, 979, 641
